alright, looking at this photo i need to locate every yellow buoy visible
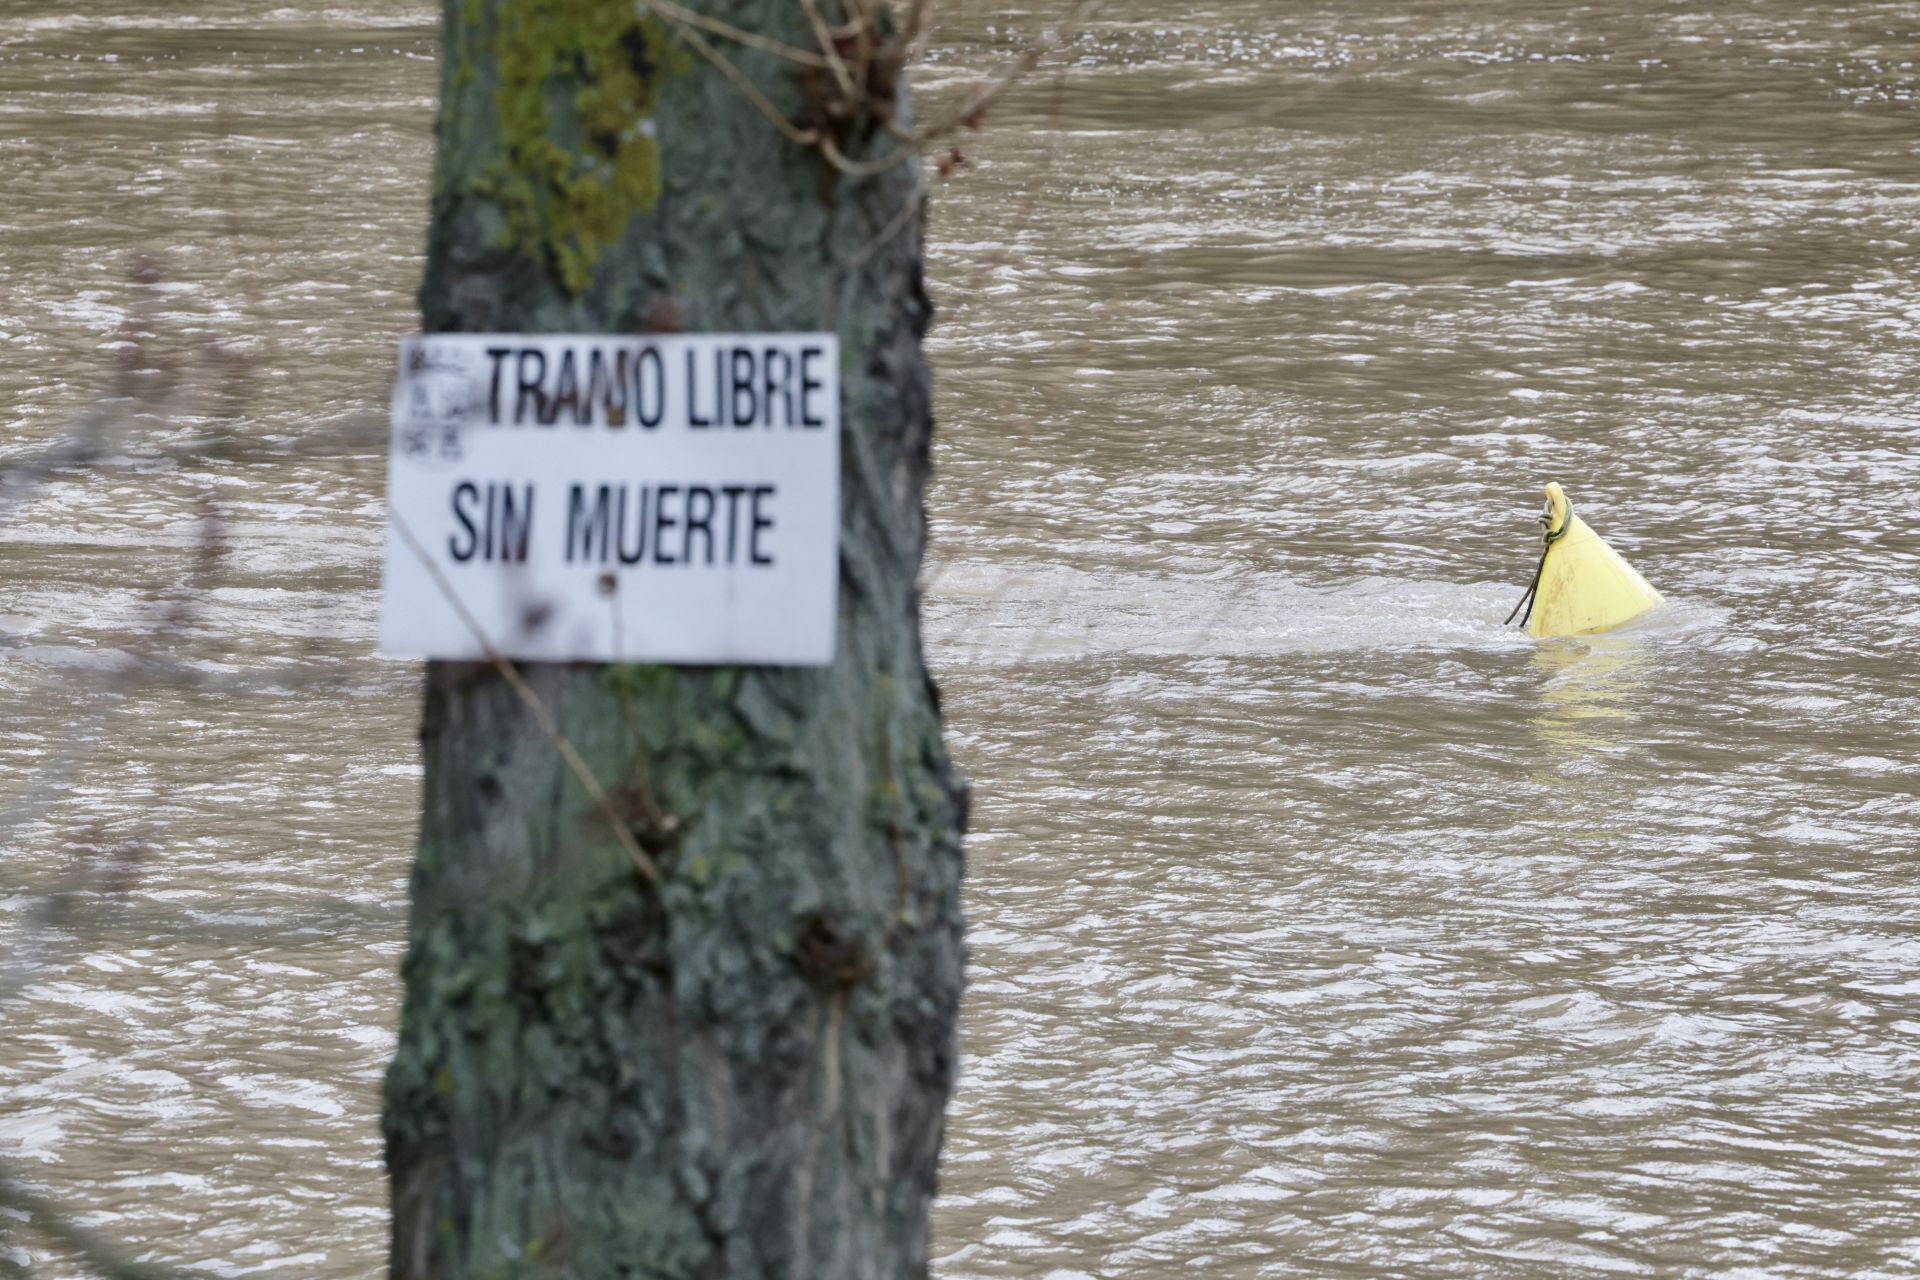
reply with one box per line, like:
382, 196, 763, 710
1508, 482, 1663, 638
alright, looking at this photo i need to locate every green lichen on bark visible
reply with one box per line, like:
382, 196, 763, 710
472, 0, 681, 295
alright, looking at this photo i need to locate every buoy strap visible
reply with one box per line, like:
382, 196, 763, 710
1506, 493, 1573, 628
1542, 494, 1573, 544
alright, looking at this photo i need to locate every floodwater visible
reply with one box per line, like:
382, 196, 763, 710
3, 2, 1919, 1276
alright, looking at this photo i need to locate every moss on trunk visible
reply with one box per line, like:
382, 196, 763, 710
384, 4, 964, 1276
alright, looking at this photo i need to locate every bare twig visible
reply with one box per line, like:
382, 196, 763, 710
642, 0, 828, 66
0, 1171, 213, 1280
843, 0, 879, 109
638, 0, 1098, 178
818, 0, 1101, 177
825, 169, 927, 326
799, 0, 856, 97
389, 512, 661, 884
639, 0, 822, 146
856, 170, 926, 265
898, 0, 935, 59
0, 121, 391, 1280
0, 411, 114, 522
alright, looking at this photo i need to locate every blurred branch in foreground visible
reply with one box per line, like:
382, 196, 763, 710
0, 250, 379, 1279
0, 1170, 211, 1280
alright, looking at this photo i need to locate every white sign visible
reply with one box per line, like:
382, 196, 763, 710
378, 332, 840, 665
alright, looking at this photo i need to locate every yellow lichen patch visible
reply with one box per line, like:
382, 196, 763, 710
482, 0, 682, 295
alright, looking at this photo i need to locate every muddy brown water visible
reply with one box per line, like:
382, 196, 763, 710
3, 3, 1919, 1276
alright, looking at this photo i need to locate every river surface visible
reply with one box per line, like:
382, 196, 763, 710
3, 3, 1919, 1276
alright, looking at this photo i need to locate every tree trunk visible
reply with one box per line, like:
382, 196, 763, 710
382, 4, 966, 1277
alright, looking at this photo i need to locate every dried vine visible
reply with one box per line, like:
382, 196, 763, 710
638, 0, 1102, 178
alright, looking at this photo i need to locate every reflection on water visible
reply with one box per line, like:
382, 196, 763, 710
4, 1, 1920, 1277
1529, 634, 1650, 755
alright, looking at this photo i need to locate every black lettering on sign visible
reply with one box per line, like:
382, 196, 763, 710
617, 486, 651, 564
514, 349, 548, 426
566, 484, 663, 564
683, 485, 715, 565
686, 349, 712, 427
763, 347, 794, 426
589, 349, 628, 427
452, 482, 535, 562
720, 483, 748, 562
750, 485, 776, 564
567, 483, 611, 564
799, 345, 826, 428
449, 481, 480, 561
729, 348, 756, 426
499, 484, 534, 560
549, 348, 581, 426
485, 348, 512, 422
635, 347, 665, 428
653, 484, 680, 564
551, 482, 795, 567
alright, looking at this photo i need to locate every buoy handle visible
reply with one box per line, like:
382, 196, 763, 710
1541, 482, 1571, 541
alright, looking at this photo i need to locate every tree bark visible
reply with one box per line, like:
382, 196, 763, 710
382, 4, 966, 1277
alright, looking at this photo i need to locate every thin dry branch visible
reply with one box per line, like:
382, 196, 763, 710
640, 0, 1099, 178
825, 168, 928, 325
644, 0, 828, 66
849, 173, 927, 273
639, 0, 822, 146
898, 0, 935, 58
0, 1171, 212, 1280
389, 511, 662, 885
799, 0, 856, 97
0, 130, 395, 1280
821, 0, 1101, 177
843, 0, 879, 107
